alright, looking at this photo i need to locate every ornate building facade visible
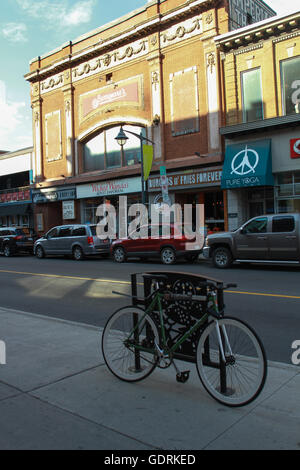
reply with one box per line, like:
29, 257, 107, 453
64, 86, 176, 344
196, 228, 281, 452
25, 0, 275, 234
215, 10, 300, 229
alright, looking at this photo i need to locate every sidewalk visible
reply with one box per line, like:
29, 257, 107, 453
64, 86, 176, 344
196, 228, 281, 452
0, 306, 299, 450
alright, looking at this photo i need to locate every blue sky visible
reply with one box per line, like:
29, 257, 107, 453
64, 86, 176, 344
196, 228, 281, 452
0, 0, 298, 152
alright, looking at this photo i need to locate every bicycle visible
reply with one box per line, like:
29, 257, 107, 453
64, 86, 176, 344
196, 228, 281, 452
101, 273, 267, 407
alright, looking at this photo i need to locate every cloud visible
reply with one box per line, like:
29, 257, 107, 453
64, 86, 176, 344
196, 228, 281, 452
0, 81, 32, 151
2, 23, 28, 43
16, 0, 96, 29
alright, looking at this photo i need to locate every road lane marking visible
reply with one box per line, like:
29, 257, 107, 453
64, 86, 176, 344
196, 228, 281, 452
0, 269, 131, 285
0, 268, 300, 300
226, 290, 300, 299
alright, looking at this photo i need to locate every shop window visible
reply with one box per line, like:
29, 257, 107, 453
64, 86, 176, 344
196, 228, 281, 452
82, 125, 145, 173
20, 215, 29, 227
204, 191, 224, 231
277, 172, 300, 197
294, 171, 300, 195
241, 68, 263, 122
272, 216, 295, 233
281, 56, 300, 115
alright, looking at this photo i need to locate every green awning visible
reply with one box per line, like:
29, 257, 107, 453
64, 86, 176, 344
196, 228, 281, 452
221, 139, 274, 189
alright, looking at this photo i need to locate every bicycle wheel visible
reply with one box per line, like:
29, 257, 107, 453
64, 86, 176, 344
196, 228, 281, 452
196, 317, 267, 407
102, 306, 159, 382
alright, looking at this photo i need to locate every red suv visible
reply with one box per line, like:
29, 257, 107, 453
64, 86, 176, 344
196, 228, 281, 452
111, 223, 201, 264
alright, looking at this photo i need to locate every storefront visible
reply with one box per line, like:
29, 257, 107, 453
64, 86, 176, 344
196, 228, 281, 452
0, 187, 33, 230
32, 186, 76, 234
148, 166, 225, 232
221, 128, 300, 230
76, 176, 142, 225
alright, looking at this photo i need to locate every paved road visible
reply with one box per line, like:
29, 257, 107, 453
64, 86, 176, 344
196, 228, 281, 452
0, 254, 299, 364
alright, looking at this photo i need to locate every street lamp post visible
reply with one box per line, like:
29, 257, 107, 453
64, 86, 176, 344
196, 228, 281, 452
115, 126, 154, 205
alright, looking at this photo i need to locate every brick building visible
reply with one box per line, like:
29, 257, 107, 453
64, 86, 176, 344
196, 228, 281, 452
215, 10, 300, 230
0, 147, 34, 231
25, 0, 275, 235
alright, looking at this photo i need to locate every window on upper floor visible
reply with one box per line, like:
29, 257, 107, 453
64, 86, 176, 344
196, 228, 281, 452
241, 68, 264, 123
280, 56, 300, 116
83, 125, 145, 173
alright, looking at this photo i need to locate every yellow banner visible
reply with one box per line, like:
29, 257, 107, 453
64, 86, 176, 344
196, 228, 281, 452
143, 144, 153, 181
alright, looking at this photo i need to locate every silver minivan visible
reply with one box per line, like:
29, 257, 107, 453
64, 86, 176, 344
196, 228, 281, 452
34, 224, 111, 260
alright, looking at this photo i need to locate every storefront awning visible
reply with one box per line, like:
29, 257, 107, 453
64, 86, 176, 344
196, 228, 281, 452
0, 203, 31, 216
221, 139, 274, 189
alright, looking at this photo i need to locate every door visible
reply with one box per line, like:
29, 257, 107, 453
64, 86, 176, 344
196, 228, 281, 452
55, 226, 73, 254
235, 216, 269, 259
269, 215, 299, 261
43, 227, 60, 254
126, 225, 150, 255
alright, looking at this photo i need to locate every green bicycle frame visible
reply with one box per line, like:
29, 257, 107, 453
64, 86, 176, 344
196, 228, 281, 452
127, 291, 211, 357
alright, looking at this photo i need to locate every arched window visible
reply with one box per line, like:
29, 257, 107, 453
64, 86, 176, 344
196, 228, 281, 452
83, 124, 146, 172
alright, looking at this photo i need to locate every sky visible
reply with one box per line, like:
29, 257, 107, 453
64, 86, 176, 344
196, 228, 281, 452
0, 0, 298, 152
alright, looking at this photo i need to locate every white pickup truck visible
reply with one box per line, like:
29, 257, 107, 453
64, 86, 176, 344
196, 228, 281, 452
203, 213, 300, 268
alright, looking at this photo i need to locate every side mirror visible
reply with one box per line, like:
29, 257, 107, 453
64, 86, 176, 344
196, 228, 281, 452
240, 228, 247, 234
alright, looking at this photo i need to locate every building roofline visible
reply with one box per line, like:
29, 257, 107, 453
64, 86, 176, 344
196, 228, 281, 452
25, 0, 216, 81
215, 9, 300, 46
0, 147, 34, 160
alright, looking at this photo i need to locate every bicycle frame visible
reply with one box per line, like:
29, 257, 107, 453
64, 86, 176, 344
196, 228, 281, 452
127, 290, 215, 359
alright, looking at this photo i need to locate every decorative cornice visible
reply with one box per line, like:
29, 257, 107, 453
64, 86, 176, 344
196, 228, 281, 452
233, 43, 264, 56
272, 30, 300, 43
215, 11, 300, 52
25, 0, 215, 84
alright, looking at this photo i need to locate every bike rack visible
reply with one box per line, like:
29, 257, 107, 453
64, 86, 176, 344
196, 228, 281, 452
130, 271, 225, 364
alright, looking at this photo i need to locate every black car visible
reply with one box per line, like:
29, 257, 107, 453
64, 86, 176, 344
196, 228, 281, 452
0, 227, 34, 257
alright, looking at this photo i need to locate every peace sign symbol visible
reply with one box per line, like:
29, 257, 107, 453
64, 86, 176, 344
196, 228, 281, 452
231, 145, 259, 176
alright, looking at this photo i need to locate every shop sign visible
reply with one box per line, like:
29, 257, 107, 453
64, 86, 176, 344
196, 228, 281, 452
79, 76, 143, 124
148, 167, 222, 192
33, 187, 76, 204
63, 200, 75, 220
0, 189, 31, 204
290, 139, 300, 159
77, 177, 142, 199
221, 140, 274, 189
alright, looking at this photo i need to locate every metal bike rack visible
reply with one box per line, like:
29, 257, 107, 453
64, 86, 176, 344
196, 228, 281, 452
130, 271, 225, 364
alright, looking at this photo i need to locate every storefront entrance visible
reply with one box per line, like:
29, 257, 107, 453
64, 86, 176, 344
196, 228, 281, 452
175, 190, 224, 233
247, 187, 274, 219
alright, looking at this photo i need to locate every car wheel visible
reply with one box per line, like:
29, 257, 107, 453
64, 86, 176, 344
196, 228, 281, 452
212, 246, 233, 269
35, 245, 45, 259
73, 246, 84, 261
3, 244, 12, 257
113, 247, 126, 263
160, 247, 176, 265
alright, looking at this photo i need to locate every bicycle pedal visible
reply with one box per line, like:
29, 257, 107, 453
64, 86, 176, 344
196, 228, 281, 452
176, 370, 190, 383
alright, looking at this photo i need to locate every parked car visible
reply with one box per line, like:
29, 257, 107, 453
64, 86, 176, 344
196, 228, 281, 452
34, 224, 111, 260
111, 223, 202, 264
0, 227, 34, 257
203, 213, 300, 268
